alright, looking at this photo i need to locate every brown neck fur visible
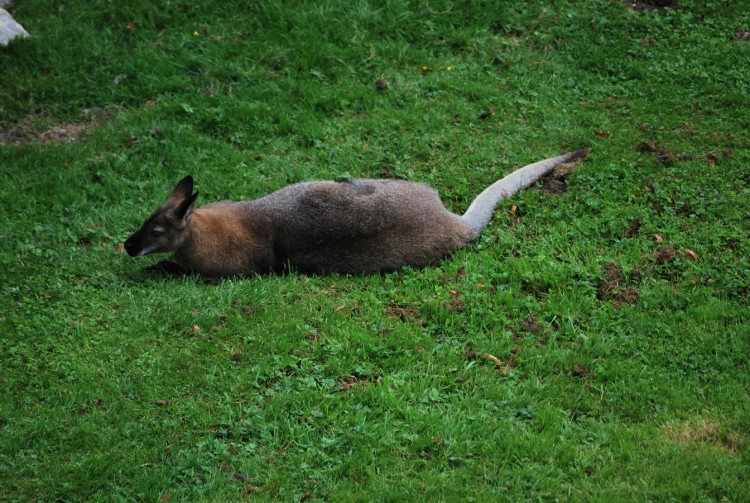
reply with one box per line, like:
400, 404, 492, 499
176, 204, 274, 276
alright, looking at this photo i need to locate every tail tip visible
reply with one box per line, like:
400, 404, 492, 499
571, 148, 592, 159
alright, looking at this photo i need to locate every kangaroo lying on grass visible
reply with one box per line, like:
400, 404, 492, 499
124, 149, 589, 278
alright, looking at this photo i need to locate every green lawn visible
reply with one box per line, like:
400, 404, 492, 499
1, 0, 749, 501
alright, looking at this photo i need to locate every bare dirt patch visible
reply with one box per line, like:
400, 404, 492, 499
520, 313, 541, 334
572, 364, 596, 379
596, 262, 640, 307
232, 300, 259, 314
386, 302, 422, 322
443, 298, 465, 313
0, 109, 113, 146
637, 141, 692, 165
337, 374, 374, 392
663, 418, 748, 454
624, 216, 643, 238
1, 120, 87, 146
539, 158, 581, 195
374, 77, 389, 92
656, 247, 677, 265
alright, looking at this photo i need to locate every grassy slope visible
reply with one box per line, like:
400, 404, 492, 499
1, 0, 749, 500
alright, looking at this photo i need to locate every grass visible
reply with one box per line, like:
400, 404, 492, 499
1, 0, 749, 500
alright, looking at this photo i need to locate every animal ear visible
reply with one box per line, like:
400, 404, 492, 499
167, 176, 194, 204
174, 191, 199, 227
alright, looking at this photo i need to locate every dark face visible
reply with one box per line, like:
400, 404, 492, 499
124, 176, 199, 258
124, 210, 181, 257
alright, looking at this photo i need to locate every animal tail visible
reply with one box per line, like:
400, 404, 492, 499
460, 149, 590, 241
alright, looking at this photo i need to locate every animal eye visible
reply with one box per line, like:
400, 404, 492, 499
150, 229, 165, 237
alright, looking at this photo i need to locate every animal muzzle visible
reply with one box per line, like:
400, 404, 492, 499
124, 234, 141, 257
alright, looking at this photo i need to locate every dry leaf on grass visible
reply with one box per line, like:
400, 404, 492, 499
479, 353, 511, 373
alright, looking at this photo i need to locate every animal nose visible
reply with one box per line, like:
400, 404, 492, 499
124, 237, 138, 256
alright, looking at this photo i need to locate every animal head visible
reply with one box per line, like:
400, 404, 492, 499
124, 176, 199, 257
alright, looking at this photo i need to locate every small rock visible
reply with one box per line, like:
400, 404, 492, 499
0, 8, 29, 46
82, 106, 104, 116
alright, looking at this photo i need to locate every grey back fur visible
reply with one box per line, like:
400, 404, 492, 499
238, 178, 471, 274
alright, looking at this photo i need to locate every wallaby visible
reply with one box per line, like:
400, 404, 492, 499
124, 149, 589, 277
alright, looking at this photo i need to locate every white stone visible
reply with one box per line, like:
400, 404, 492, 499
0, 8, 29, 46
